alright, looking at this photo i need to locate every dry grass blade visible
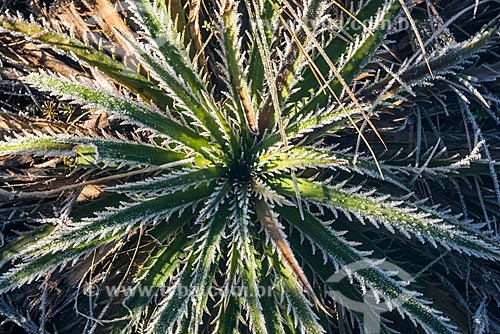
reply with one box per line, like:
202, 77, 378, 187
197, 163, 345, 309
255, 199, 331, 316
189, 0, 208, 69
398, 0, 434, 78
82, 0, 134, 54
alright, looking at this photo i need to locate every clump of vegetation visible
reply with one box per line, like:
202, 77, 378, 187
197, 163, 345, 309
0, 0, 499, 333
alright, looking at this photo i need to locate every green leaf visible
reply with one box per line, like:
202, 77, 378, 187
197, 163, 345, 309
0, 134, 189, 166
233, 186, 267, 334
247, 0, 277, 106
26, 74, 214, 156
278, 206, 458, 334
214, 295, 241, 334
259, 249, 287, 334
214, 240, 242, 334
123, 224, 193, 319
287, 0, 399, 106
259, 0, 402, 149
360, 30, 493, 103
0, 134, 72, 156
125, 0, 230, 148
127, 0, 206, 95
259, 146, 348, 172
264, 241, 323, 334
108, 166, 226, 194
0, 183, 216, 292
0, 17, 173, 108
0, 225, 55, 267
148, 201, 230, 333
287, 0, 401, 117
220, 5, 257, 137
259, 146, 407, 191
272, 176, 500, 261
259, 108, 357, 152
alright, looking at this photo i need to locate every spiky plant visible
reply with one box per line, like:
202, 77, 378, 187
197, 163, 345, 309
0, 0, 500, 333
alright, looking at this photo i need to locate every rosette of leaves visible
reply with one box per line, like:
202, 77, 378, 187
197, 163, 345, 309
0, 0, 499, 333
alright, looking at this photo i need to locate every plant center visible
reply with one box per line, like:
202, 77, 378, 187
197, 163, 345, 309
228, 159, 253, 182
